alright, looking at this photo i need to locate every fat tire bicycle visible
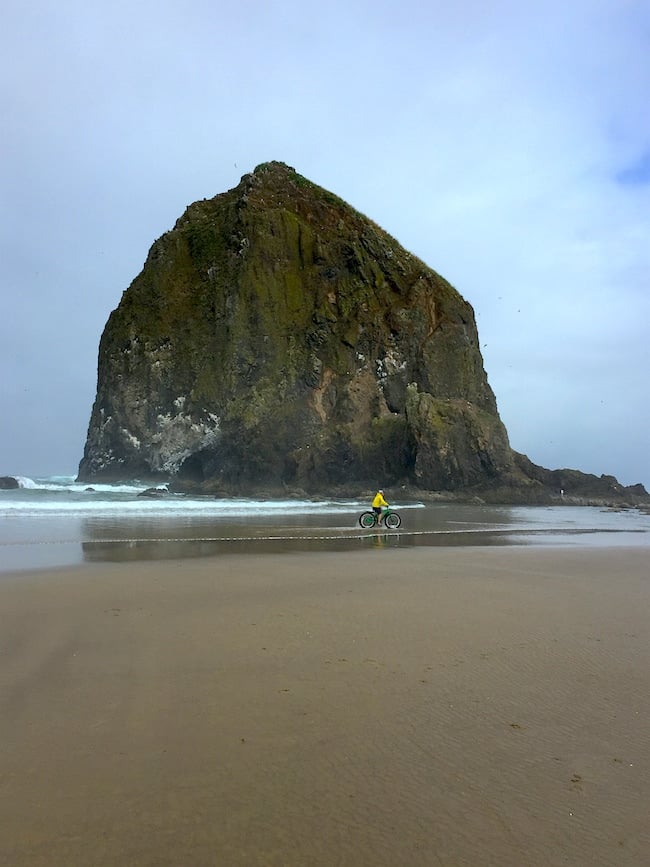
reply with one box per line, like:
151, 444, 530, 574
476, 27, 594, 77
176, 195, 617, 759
358, 508, 402, 530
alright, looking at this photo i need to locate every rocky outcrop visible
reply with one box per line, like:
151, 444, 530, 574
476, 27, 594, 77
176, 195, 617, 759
78, 161, 513, 493
506, 452, 648, 504
0, 476, 20, 489
76, 161, 646, 502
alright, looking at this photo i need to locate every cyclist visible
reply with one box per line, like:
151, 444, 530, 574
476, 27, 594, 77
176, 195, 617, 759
372, 489, 389, 523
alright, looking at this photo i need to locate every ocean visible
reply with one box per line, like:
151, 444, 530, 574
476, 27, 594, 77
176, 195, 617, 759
1, 475, 649, 573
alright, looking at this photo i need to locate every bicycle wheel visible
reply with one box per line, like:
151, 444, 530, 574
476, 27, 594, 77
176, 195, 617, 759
359, 511, 377, 529
384, 511, 401, 529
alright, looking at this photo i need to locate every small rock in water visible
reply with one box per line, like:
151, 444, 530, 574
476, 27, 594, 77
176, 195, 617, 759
137, 487, 169, 499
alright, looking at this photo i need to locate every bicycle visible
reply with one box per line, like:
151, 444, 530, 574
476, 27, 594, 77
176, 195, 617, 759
358, 507, 402, 530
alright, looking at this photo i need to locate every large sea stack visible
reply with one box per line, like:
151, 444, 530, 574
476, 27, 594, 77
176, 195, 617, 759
77, 161, 645, 502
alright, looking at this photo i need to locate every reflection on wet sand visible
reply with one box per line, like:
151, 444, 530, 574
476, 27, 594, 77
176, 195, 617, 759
73, 504, 650, 563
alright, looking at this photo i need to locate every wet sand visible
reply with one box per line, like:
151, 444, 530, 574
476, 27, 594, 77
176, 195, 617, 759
1, 546, 649, 866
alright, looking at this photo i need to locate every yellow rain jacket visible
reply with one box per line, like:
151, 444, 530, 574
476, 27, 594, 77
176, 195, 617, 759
372, 491, 388, 509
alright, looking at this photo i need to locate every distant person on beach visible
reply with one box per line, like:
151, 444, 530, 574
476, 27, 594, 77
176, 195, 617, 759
372, 490, 389, 521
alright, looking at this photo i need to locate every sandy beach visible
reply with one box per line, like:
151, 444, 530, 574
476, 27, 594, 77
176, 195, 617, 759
1, 546, 649, 866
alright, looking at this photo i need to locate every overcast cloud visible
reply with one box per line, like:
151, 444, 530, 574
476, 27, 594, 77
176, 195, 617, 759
2, 0, 649, 485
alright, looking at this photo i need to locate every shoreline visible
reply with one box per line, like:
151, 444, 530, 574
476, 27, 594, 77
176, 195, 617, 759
2, 501, 649, 575
1, 546, 649, 865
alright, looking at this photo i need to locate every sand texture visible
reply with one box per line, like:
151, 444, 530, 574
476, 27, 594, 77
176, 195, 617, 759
1, 547, 649, 866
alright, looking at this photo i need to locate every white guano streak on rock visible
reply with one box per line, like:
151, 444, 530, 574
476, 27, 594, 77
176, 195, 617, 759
148, 412, 221, 473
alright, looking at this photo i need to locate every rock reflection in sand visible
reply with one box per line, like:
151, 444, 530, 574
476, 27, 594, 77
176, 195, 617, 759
79, 504, 650, 564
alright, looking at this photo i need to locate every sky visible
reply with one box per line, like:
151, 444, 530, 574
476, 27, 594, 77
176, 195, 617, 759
2, 0, 649, 486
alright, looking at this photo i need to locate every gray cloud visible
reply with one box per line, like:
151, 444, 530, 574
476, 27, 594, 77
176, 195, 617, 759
2, 0, 648, 484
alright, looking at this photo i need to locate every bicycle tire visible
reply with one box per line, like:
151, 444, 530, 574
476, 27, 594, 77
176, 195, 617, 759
384, 512, 401, 529
359, 511, 377, 529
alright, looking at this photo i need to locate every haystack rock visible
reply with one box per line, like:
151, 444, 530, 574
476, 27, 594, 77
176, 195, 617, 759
76, 161, 646, 501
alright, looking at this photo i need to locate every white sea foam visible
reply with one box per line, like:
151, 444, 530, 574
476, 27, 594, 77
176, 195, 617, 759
10, 476, 156, 494
0, 497, 424, 519
49, 481, 148, 494
15, 474, 81, 487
